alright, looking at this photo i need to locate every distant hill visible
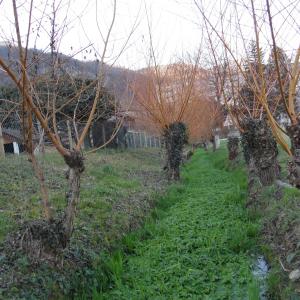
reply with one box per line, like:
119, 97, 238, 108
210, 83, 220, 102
0, 45, 137, 105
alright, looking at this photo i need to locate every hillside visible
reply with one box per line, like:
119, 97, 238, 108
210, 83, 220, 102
0, 45, 137, 104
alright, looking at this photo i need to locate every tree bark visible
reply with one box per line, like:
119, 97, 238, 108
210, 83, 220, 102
36, 122, 45, 154
163, 122, 188, 181
63, 167, 81, 240
246, 156, 260, 207
29, 153, 52, 220
0, 124, 5, 158
227, 136, 239, 161
170, 167, 180, 180
212, 136, 217, 152
287, 123, 300, 188
241, 118, 279, 186
63, 150, 84, 241
67, 120, 73, 150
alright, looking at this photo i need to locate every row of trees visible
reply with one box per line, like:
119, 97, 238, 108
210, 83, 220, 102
132, 60, 223, 179
195, 0, 300, 190
0, 0, 126, 255
0, 0, 223, 260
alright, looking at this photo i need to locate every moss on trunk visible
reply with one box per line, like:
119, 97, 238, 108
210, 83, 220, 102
163, 122, 188, 180
227, 136, 239, 161
241, 118, 279, 186
287, 123, 300, 188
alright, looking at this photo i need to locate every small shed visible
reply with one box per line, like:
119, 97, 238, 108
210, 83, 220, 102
1, 127, 25, 154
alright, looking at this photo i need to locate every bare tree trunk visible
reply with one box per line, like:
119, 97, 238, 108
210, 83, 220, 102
227, 136, 239, 161
89, 129, 94, 148
171, 166, 180, 180
0, 124, 5, 158
246, 156, 260, 207
63, 150, 84, 241
212, 135, 217, 152
163, 122, 188, 181
241, 118, 279, 186
67, 120, 73, 149
287, 123, 300, 188
29, 153, 52, 220
63, 167, 81, 240
36, 122, 45, 154
204, 141, 209, 151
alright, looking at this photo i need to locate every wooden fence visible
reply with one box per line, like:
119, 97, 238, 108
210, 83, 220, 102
125, 131, 163, 149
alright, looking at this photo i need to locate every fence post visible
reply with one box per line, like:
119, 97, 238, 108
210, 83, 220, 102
0, 124, 5, 157
13, 142, 20, 154
130, 133, 133, 148
132, 133, 134, 148
89, 128, 94, 148
127, 133, 130, 148
144, 132, 149, 148
132, 133, 135, 148
142, 132, 145, 147
139, 132, 142, 148
141, 131, 147, 148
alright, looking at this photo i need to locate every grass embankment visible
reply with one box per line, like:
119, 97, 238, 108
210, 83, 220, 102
98, 149, 260, 299
250, 147, 300, 299
0, 149, 166, 299
2, 145, 297, 299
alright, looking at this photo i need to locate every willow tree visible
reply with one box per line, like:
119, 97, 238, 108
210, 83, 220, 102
195, 0, 300, 187
184, 92, 224, 150
133, 49, 224, 178
264, 0, 300, 187
0, 0, 136, 255
205, 41, 279, 187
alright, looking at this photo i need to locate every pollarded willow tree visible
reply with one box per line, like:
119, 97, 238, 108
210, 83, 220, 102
132, 57, 222, 180
196, 0, 300, 188
184, 90, 224, 150
0, 0, 136, 256
205, 34, 280, 187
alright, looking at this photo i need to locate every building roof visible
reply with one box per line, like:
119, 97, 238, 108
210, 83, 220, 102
2, 127, 23, 144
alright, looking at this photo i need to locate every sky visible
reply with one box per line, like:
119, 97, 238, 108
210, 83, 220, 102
0, 0, 202, 69
0, 0, 299, 69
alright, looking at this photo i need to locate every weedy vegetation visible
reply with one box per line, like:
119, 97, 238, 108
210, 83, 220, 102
94, 147, 261, 299
0, 148, 166, 299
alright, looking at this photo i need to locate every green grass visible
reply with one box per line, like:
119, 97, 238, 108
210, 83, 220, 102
0, 148, 164, 242
3, 142, 298, 299
256, 170, 300, 297
0, 148, 166, 299
96, 148, 260, 299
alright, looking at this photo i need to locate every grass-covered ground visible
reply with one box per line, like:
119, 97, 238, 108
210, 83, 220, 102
250, 147, 300, 299
0, 148, 166, 299
97, 149, 260, 299
1, 144, 300, 299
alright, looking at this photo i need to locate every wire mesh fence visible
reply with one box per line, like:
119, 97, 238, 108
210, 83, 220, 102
125, 131, 163, 149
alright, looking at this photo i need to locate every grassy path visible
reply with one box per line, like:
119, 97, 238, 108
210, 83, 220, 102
99, 149, 259, 299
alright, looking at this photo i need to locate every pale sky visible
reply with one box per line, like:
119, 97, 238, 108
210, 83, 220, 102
0, 0, 202, 69
0, 0, 299, 69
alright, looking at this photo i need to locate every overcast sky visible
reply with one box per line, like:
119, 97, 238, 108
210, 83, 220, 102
0, 0, 202, 69
0, 0, 299, 69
